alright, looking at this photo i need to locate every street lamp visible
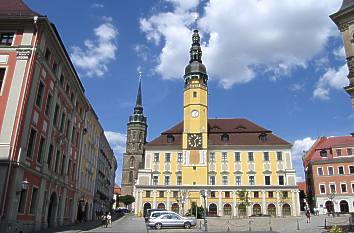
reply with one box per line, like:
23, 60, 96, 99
327, 191, 336, 217
200, 189, 209, 232
176, 190, 186, 216
21, 179, 29, 190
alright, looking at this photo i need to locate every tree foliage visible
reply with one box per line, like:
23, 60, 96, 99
118, 195, 135, 207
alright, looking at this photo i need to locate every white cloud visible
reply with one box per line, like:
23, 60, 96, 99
140, 0, 341, 89
290, 83, 305, 92
71, 17, 118, 77
104, 131, 126, 155
292, 137, 316, 160
313, 64, 349, 100
91, 3, 104, 8
333, 46, 345, 59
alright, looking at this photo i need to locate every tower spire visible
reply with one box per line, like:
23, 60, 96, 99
135, 75, 142, 109
129, 73, 146, 123
190, 30, 202, 63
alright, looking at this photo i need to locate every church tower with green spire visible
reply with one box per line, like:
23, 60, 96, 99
121, 78, 147, 195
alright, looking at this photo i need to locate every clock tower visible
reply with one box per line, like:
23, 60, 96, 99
182, 30, 208, 184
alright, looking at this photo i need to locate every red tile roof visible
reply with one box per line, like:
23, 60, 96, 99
146, 118, 290, 147
0, 0, 41, 17
297, 181, 307, 193
303, 136, 354, 166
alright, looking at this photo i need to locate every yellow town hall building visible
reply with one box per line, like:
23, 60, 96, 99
134, 30, 300, 217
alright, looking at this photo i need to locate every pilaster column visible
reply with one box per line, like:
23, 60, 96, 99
276, 191, 281, 217
205, 194, 208, 213
134, 189, 139, 215
296, 190, 301, 216
185, 191, 189, 214
167, 190, 170, 210
291, 190, 295, 216
153, 190, 157, 209
232, 191, 237, 217
247, 191, 252, 217
218, 191, 223, 216
139, 191, 143, 216
262, 190, 266, 215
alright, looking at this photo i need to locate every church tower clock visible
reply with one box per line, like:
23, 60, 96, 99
121, 79, 147, 195
182, 30, 208, 185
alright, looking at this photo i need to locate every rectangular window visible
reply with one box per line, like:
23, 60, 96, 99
47, 144, 53, 168
347, 148, 353, 155
222, 152, 228, 162
210, 191, 215, 198
154, 153, 159, 162
153, 176, 158, 185
225, 191, 230, 198
317, 167, 323, 176
0, 68, 5, 93
282, 191, 288, 198
18, 189, 27, 213
26, 128, 37, 158
193, 91, 197, 98
235, 176, 241, 185
277, 151, 283, 161
248, 152, 254, 161
35, 82, 45, 107
177, 152, 183, 162
268, 191, 273, 198
53, 104, 59, 126
349, 166, 354, 174
263, 152, 269, 161
0, 32, 14, 45
29, 187, 38, 214
328, 167, 334, 176
164, 176, 170, 185
146, 191, 151, 198
234, 152, 240, 162
254, 191, 259, 198
330, 184, 336, 193
209, 152, 215, 162
159, 191, 164, 198
44, 48, 51, 61
320, 184, 326, 194
173, 191, 178, 198
165, 153, 171, 162
177, 176, 182, 185
265, 176, 271, 185
249, 176, 255, 185
222, 175, 228, 185
278, 175, 284, 185
336, 149, 342, 156
338, 166, 344, 175
37, 136, 45, 163
341, 183, 347, 193
209, 176, 215, 185
45, 93, 52, 115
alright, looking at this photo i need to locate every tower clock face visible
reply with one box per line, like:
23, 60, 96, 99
187, 133, 202, 149
191, 110, 199, 118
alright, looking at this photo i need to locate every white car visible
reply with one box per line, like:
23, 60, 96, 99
147, 212, 197, 229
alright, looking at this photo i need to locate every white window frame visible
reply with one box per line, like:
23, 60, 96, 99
164, 176, 170, 185
340, 182, 347, 193
209, 152, 215, 162
209, 175, 215, 185
348, 165, 354, 174
234, 152, 241, 162
319, 184, 326, 194
329, 183, 336, 193
327, 166, 334, 176
317, 167, 324, 176
0, 66, 8, 96
221, 152, 228, 162
153, 176, 159, 185
249, 175, 255, 185
235, 176, 241, 186
351, 182, 354, 193
0, 31, 16, 46
265, 175, 271, 186
338, 166, 345, 175
222, 175, 228, 185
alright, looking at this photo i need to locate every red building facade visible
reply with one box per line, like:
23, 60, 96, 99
303, 136, 354, 214
0, 1, 116, 233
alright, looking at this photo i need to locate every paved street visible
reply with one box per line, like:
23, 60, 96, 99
41, 213, 353, 233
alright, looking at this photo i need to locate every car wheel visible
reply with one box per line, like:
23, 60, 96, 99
155, 223, 162, 230
184, 222, 191, 229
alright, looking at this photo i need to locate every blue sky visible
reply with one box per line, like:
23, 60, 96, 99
26, 0, 354, 185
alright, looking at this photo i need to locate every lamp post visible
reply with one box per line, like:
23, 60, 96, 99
327, 191, 336, 217
200, 189, 209, 231
176, 190, 186, 216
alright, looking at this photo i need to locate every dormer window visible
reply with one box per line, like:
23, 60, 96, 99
259, 133, 267, 142
0, 32, 14, 45
235, 125, 246, 130
167, 134, 175, 143
320, 150, 327, 157
221, 133, 229, 142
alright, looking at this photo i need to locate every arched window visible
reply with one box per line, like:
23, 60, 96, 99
259, 133, 267, 142
129, 157, 135, 168
167, 134, 175, 143
221, 133, 229, 143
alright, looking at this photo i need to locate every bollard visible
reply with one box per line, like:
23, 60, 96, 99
200, 221, 202, 230
297, 219, 300, 230
269, 220, 272, 231
249, 220, 252, 231
324, 218, 327, 229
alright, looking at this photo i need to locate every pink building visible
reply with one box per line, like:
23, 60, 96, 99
303, 136, 354, 214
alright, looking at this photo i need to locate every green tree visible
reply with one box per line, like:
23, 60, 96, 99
118, 195, 135, 208
189, 202, 204, 219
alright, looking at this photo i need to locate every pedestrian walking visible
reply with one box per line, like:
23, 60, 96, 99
306, 209, 311, 223
107, 212, 112, 228
101, 213, 107, 227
